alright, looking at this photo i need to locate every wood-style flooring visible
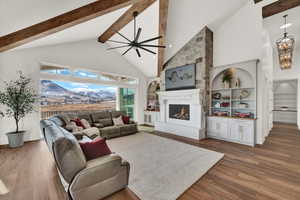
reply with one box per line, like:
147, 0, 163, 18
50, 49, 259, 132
0, 123, 300, 200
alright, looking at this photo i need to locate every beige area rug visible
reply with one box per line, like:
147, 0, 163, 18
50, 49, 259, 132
107, 132, 224, 200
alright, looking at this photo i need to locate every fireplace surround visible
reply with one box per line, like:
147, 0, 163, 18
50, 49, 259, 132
155, 89, 205, 140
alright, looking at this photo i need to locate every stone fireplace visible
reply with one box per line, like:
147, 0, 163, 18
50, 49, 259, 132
155, 89, 205, 140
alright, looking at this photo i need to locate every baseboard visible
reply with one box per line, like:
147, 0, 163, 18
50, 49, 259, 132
0, 139, 42, 149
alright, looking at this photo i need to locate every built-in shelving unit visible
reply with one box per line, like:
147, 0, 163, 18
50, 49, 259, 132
207, 60, 258, 146
210, 67, 256, 119
273, 80, 297, 124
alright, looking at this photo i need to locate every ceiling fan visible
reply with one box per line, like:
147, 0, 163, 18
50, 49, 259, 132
106, 11, 165, 58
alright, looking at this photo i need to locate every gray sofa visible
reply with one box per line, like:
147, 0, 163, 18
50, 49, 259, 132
40, 119, 130, 200
50, 110, 138, 140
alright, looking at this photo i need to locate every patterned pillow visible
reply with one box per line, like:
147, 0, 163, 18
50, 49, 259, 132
113, 116, 124, 126
81, 119, 91, 129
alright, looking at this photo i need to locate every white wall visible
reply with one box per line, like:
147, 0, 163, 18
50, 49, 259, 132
213, 1, 275, 145
165, 0, 247, 62
0, 39, 147, 145
214, 1, 262, 66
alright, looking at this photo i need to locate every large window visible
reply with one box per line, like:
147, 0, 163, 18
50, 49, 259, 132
40, 80, 117, 119
119, 88, 135, 119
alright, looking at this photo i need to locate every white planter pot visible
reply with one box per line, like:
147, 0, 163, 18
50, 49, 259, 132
6, 131, 25, 148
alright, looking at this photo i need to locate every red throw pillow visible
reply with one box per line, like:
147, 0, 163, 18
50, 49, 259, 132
122, 115, 130, 124
71, 118, 85, 128
79, 138, 111, 161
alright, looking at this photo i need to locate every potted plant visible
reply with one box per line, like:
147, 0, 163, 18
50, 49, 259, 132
0, 71, 38, 148
222, 69, 233, 89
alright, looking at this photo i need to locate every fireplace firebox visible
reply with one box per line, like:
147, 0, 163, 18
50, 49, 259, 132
169, 104, 190, 120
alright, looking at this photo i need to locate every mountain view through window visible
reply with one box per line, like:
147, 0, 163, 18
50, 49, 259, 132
40, 80, 117, 119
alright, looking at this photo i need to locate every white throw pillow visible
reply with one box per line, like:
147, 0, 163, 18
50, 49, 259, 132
113, 116, 124, 126
81, 119, 91, 129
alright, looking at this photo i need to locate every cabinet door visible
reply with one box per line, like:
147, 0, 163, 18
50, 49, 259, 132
208, 118, 228, 138
228, 121, 240, 141
218, 120, 228, 138
239, 121, 254, 144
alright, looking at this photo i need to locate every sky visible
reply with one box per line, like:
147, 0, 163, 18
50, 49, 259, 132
52, 80, 117, 93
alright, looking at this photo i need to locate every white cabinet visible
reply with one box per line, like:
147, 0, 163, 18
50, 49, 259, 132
144, 111, 160, 126
208, 117, 255, 146
207, 117, 228, 139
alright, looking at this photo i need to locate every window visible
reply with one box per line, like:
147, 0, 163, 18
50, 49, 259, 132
119, 88, 135, 119
40, 80, 117, 119
40, 66, 71, 76
120, 77, 138, 84
74, 70, 98, 79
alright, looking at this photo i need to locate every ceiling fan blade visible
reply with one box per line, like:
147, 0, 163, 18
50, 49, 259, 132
134, 28, 142, 42
138, 46, 157, 55
139, 36, 162, 44
107, 45, 130, 50
115, 31, 132, 43
122, 46, 133, 56
136, 48, 141, 57
107, 40, 130, 45
139, 44, 166, 48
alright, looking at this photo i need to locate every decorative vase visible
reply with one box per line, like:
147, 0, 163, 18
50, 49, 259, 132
223, 81, 231, 89
6, 131, 25, 148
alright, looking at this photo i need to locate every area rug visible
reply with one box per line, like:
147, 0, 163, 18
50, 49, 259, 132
106, 132, 224, 200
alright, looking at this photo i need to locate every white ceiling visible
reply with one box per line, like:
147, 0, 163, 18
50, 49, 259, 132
1, 0, 251, 77
263, 5, 300, 48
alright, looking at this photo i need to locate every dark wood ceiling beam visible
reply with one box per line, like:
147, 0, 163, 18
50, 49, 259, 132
157, 0, 169, 77
98, 0, 156, 43
263, 0, 300, 18
254, 0, 264, 4
0, 0, 141, 52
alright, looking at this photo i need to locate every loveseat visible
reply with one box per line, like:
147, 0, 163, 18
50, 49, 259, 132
49, 110, 138, 139
40, 119, 130, 200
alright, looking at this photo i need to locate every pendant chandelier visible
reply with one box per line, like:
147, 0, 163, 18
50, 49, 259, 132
106, 11, 165, 58
276, 15, 295, 70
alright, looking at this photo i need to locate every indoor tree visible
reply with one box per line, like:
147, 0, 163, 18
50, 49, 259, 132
0, 71, 38, 145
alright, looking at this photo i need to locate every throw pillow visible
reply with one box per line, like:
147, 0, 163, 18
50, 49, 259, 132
81, 119, 91, 129
65, 122, 83, 132
122, 115, 130, 124
79, 138, 111, 161
71, 118, 85, 128
113, 116, 124, 126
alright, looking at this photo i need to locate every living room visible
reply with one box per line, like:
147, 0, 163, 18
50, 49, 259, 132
1, 0, 300, 200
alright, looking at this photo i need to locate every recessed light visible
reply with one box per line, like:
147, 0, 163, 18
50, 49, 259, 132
280, 23, 292, 29
168, 44, 173, 48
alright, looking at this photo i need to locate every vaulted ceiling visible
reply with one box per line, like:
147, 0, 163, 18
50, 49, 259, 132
1, 0, 250, 77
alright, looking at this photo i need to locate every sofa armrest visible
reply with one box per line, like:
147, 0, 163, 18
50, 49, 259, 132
128, 120, 136, 124
70, 154, 127, 190
93, 123, 104, 128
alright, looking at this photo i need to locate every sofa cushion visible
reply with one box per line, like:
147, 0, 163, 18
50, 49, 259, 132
82, 127, 100, 139
79, 138, 111, 161
111, 111, 126, 118
91, 111, 113, 127
119, 124, 138, 135
100, 126, 121, 139
50, 115, 67, 127
52, 127, 87, 183
77, 113, 93, 124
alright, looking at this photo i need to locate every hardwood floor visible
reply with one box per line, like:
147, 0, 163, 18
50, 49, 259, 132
0, 123, 300, 200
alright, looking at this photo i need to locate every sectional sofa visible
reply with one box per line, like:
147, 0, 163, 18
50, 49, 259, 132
39, 110, 137, 200
49, 110, 138, 140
